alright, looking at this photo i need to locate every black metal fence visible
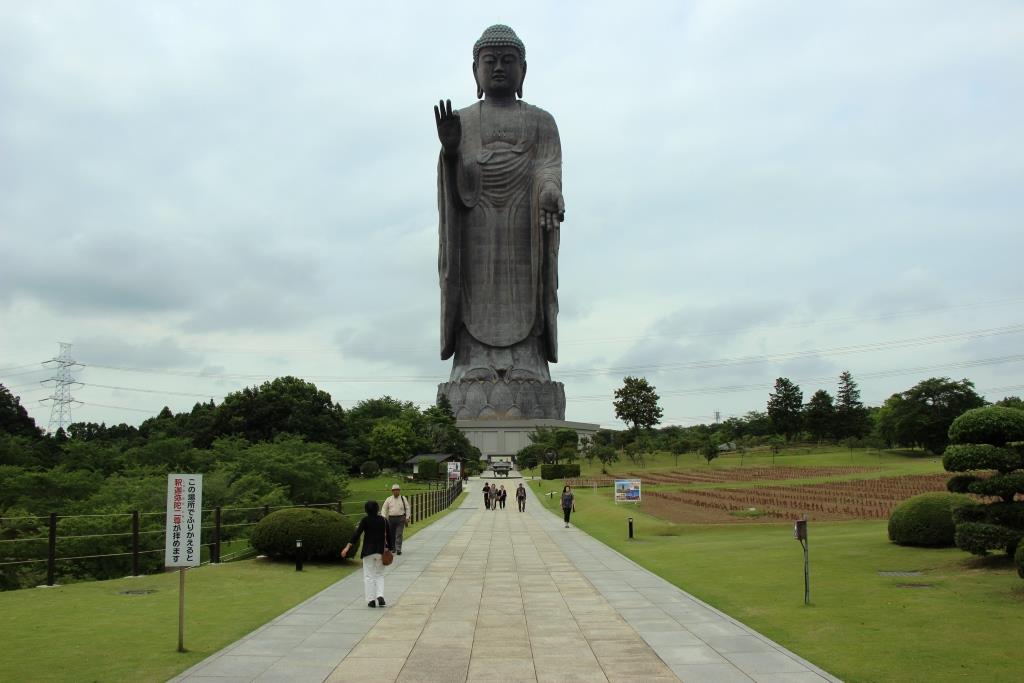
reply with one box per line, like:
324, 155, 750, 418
0, 479, 463, 590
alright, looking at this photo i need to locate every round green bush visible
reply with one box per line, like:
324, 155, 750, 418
360, 460, 380, 477
1015, 542, 1024, 579
948, 406, 1024, 447
250, 508, 354, 561
888, 492, 974, 547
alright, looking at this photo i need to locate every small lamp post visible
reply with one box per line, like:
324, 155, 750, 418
295, 539, 303, 572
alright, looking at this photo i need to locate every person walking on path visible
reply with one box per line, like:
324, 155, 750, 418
482, 482, 491, 509
561, 485, 575, 528
498, 485, 507, 510
381, 483, 411, 555
516, 483, 527, 512
488, 484, 498, 511
341, 500, 395, 608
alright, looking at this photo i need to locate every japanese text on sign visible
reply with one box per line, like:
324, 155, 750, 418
165, 473, 203, 567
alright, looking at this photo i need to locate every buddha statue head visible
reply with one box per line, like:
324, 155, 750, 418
472, 24, 527, 100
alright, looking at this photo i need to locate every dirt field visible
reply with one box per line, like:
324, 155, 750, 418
641, 473, 954, 524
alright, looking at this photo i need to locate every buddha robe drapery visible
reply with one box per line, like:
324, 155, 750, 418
438, 100, 561, 380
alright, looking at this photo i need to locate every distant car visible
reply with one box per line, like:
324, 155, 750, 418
492, 461, 512, 477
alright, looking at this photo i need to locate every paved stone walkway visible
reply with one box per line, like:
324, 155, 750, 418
171, 479, 839, 682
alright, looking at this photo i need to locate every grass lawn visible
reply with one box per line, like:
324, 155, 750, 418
531, 479, 1023, 683
0, 491, 466, 683
523, 445, 945, 480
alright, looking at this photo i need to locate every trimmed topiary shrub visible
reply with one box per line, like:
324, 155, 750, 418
360, 460, 380, 477
888, 492, 974, 547
1015, 542, 1024, 579
947, 406, 1024, 446
943, 405, 1024, 559
250, 508, 354, 561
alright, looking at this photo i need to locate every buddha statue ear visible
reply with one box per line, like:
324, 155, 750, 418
517, 61, 527, 99
473, 62, 483, 99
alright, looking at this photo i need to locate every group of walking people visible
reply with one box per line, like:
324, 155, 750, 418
483, 482, 527, 511
342, 478, 578, 610
341, 483, 410, 608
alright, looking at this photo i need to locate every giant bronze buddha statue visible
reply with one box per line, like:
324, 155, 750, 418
435, 25, 566, 419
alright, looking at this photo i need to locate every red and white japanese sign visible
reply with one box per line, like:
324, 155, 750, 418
165, 474, 203, 567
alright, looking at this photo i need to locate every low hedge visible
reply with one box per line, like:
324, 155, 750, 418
540, 463, 581, 480
888, 492, 974, 547
250, 508, 354, 561
1016, 542, 1024, 579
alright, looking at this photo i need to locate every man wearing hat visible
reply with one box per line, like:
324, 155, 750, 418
381, 484, 411, 555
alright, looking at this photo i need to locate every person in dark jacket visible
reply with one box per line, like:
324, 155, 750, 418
561, 485, 575, 528
341, 500, 395, 608
483, 482, 491, 509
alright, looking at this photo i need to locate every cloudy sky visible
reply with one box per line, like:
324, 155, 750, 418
2, 1, 1022, 432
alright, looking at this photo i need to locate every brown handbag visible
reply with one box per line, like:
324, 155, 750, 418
382, 549, 394, 566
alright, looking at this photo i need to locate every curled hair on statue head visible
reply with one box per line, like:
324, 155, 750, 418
364, 500, 379, 516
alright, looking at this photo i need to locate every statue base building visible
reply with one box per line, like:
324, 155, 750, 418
456, 418, 600, 460
438, 379, 565, 420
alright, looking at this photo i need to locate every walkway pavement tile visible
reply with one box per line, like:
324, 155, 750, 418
668, 663, 754, 683
752, 672, 832, 683
467, 656, 536, 680
347, 637, 417, 659
325, 657, 405, 682
254, 660, 337, 683
192, 654, 278, 678
724, 650, 820, 674
703, 634, 782, 654
301, 630, 363, 650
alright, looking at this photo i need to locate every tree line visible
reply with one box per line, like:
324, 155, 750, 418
0, 377, 479, 520
606, 371, 1018, 461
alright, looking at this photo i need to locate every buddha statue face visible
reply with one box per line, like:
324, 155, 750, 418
474, 46, 526, 100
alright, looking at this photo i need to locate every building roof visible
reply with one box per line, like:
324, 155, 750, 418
404, 453, 455, 465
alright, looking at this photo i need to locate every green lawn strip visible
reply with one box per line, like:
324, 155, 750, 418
0, 561, 352, 683
0, 490, 467, 683
543, 446, 940, 478
530, 481, 1023, 683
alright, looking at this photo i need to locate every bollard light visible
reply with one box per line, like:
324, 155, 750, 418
295, 539, 303, 572
628, 517, 634, 539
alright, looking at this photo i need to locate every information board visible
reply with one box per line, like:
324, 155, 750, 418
614, 479, 642, 503
165, 474, 203, 567
447, 461, 461, 481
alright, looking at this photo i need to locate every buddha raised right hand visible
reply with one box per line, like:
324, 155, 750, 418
434, 99, 461, 156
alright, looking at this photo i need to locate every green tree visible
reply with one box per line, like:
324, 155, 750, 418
767, 377, 803, 441
876, 377, 986, 454
367, 419, 416, 469
835, 370, 869, 439
803, 389, 835, 442
593, 444, 619, 474
0, 385, 42, 439
700, 439, 719, 464
205, 377, 346, 447
613, 376, 663, 434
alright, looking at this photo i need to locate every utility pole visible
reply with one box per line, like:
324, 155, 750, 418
41, 342, 82, 433
714, 410, 721, 424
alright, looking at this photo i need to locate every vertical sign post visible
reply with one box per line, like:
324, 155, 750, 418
166, 474, 203, 652
793, 517, 809, 605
